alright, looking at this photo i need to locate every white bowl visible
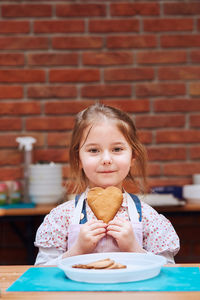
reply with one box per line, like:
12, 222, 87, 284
183, 184, 200, 203
193, 174, 200, 184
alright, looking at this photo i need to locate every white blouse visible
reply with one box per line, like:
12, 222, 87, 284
34, 193, 180, 265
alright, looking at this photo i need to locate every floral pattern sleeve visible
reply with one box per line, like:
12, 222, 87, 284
34, 200, 75, 252
142, 202, 180, 256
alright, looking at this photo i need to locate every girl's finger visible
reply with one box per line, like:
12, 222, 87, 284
107, 224, 121, 232
92, 227, 106, 236
88, 222, 107, 230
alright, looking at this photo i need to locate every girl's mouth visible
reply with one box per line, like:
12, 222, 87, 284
98, 170, 116, 173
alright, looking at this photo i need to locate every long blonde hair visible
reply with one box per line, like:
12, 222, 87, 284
69, 103, 148, 193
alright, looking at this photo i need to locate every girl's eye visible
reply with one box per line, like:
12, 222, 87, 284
88, 148, 99, 153
113, 147, 123, 152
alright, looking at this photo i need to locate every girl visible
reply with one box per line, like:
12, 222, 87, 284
34, 103, 179, 265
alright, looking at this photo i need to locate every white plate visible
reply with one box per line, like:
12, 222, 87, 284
58, 252, 166, 283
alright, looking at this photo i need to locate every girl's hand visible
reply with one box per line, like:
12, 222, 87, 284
106, 217, 145, 253
63, 220, 107, 258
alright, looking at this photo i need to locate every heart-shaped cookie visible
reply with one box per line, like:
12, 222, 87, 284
87, 186, 123, 223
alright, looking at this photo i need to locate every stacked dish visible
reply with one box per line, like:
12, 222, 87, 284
29, 163, 64, 204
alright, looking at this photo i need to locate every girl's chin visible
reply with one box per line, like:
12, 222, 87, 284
89, 183, 122, 190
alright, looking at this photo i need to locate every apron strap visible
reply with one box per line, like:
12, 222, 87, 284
128, 193, 142, 222
75, 192, 142, 224
75, 194, 87, 224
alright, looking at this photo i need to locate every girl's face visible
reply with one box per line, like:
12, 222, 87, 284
79, 120, 134, 190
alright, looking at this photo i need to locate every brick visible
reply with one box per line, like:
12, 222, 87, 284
195, 19, 200, 31
0, 70, 45, 83
0, 54, 24, 66
100, 99, 149, 113
190, 146, 200, 159
0, 133, 44, 148
137, 50, 187, 64
104, 67, 154, 81
83, 51, 133, 66
2, 4, 52, 17
0, 150, 22, 165
28, 53, 78, 66
26, 117, 75, 131
0, 102, 41, 115
107, 35, 157, 49
135, 83, 185, 97
164, 162, 200, 176
190, 114, 200, 127
156, 130, 200, 143
154, 99, 200, 112
138, 131, 153, 144
28, 85, 77, 99
0, 86, 23, 99
34, 149, 69, 164
89, 19, 139, 33
56, 4, 106, 17
164, 3, 200, 15
49, 69, 100, 83
158, 66, 200, 80
147, 163, 161, 176
143, 18, 193, 32
0, 37, 48, 50
161, 35, 200, 48
0, 167, 22, 180
135, 115, 185, 128
47, 132, 72, 147
0, 118, 22, 131
190, 51, 200, 62
45, 100, 95, 114
0, 21, 29, 34
190, 83, 200, 96
52, 36, 103, 50
110, 3, 160, 16
34, 20, 84, 33
147, 147, 186, 161
81, 84, 131, 98
148, 178, 191, 188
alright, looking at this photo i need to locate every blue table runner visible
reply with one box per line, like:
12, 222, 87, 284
7, 266, 200, 292
0, 203, 35, 209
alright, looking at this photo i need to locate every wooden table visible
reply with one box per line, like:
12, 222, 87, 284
0, 204, 56, 217
0, 265, 200, 300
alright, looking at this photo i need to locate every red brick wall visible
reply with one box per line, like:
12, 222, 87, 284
1, 1, 200, 192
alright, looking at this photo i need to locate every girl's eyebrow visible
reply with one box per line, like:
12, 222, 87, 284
84, 142, 99, 147
84, 141, 127, 147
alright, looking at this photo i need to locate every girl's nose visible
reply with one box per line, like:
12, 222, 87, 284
101, 151, 112, 165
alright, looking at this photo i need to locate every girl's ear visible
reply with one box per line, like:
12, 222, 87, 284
131, 157, 135, 167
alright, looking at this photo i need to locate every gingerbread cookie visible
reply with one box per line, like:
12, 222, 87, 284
72, 258, 126, 270
87, 186, 123, 223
